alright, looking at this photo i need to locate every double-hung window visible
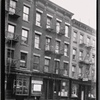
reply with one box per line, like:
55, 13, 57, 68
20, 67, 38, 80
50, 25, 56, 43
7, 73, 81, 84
65, 25, 69, 37
72, 48, 77, 60
79, 67, 82, 77
56, 21, 61, 33
72, 65, 76, 77
44, 58, 50, 72
46, 16, 52, 28
64, 44, 68, 56
8, 24, 15, 38
20, 52, 27, 68
55, 61, 60, 74
87, 37, 90, 46
63, 62, 68, 76
80, 34, 84, 44
36, 11, 42, 26
79, 50, 83, 60
23, 5, 30, 21
73, 31, 77, 42
34, 34, 40, 49
9, 0, 17, 14
45, 37, 51, 51
21, 29, 28, 44
55, 41, 60, 54
33, 55, 40, 70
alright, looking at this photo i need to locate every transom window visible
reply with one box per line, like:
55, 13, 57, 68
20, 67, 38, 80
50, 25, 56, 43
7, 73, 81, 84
56, 21, 61, 33
73, 31, 77, 42
64, 44, 68, 56
23, 5, 30, 21
72, 48, 77, 60
46, 16, 52, 28
34, 34, 40, 49
80, 34, 84, 44
55, 41, 60, 54
36, 11, 42, 26
65, 25, 69, 37
44, 58, 50, 72
9, 0, 17, 13
21, 29, 28, 44
20, 52, 27, 68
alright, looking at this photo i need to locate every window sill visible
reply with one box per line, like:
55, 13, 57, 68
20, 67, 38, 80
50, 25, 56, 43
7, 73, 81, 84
35, 24, 42, 28
73, 41, 77, 43
23, 20, 30, 23
64, 55, 69, 57
21, 43, 29, 47
72, 59, 77, 62
65, 36, 70, 39
35, 47, 41, 50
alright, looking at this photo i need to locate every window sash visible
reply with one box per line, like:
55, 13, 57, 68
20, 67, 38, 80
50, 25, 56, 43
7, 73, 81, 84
65, 25, 68, 37
55, 41, 60, 53
35, 34, 40, 48
8, 24, 15, 33
56, 21, 61, 33
36, 12, 41, 26
23, 6, 29, 21
9, 0, 16, 13
64, 44, 68, 56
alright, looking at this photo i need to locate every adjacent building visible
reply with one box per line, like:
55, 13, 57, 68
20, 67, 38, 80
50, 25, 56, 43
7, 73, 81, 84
5, 0, 96, 100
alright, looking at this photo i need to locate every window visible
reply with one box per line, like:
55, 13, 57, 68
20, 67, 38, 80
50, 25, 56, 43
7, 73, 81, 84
56, 21, 61, 33
36, 11, 42, 26
65, 25, 69, 37
8, 24, 15, 38
13, 76, 29, 95
63, 63, 68, 76
20, 52, 27, 68
71, 84, 78, 97
84, 67, 90, 79
87, 37, 90, 46
55, 61, 60, 74
79, 50, 83, 60
79, 67, 82, 77
80, 34, 84, 44
64, 44, 68, 56
45, 37, 51, 50
31, 80, 43, 94
55, 41, 60, 54
23, 5, 30, 21
7, 49, 14, 59
21, 29, 28, 44
73, 31, 77, 42
33, 55, 40, 70
92, 40, 95, 47
34, 34, 40, 49
46, 16, 52, 28
72, 65, 76, 77
61, 81, 69, 97
72, 48, 77, 60
9, 0, 16, 13
44, 58, 50, 72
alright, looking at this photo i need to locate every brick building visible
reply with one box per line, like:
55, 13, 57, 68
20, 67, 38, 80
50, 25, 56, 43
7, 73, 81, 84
5, 0, 96, 100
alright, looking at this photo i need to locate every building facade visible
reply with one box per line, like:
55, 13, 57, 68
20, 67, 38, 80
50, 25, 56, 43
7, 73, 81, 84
69, 19, 96, 100
5, 0, 96, 100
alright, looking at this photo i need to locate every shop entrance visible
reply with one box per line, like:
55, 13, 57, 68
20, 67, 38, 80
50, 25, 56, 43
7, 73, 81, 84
80, 86, 85, 100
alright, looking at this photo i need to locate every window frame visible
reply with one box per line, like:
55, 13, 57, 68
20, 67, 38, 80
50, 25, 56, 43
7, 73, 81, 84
44, 58, 50, 72
64, 43, 68, 56
65, 25, 69, 37
73, 31, 77, 42
23, 5, 30, 21
45, 37, 51, 50
55, 41, 60, 54
79, 34, 84, 44
46, 16, 52, 28
72, 65, 76, 77
21, 28, 29, 44
72, 48, 77, 60
34, 34, 40, 49
63, 62, 69, 76
56, 20, 61, 33
55, 60, 60, 74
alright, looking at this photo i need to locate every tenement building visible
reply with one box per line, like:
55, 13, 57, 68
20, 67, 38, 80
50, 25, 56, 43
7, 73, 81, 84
70, 19, 96, 100
5, 0, 96, 100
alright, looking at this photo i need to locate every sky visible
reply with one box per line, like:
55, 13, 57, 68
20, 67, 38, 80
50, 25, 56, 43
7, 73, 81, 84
50, 0, 96, 29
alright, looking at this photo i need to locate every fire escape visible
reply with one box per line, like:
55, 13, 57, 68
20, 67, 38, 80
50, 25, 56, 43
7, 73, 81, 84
5, 0, 21, 98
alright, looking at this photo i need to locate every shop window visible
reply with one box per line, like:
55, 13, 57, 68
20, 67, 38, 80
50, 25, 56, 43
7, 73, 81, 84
71, 83, 79, 97
13, 76, 29, 95
31, 80, 43, 94
60, 81, 69, 97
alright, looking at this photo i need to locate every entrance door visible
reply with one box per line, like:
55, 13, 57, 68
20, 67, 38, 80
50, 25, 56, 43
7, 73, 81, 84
81, 86, 85, 100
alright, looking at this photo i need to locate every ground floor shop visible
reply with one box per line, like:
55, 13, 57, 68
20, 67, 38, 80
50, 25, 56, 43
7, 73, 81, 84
5, 72, 96, 100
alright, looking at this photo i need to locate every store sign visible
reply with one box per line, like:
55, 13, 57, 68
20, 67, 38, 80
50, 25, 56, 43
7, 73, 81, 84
31, 80, 43, 84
